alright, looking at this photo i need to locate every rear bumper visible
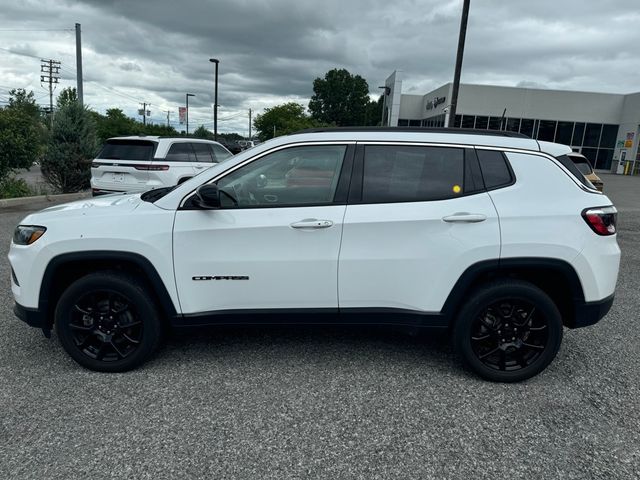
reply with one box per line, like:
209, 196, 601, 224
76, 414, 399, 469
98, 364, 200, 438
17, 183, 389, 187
569, 294, 615, 328
14, 302, 47, 329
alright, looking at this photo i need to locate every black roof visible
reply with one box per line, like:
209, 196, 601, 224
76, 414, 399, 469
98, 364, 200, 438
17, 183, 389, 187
296, 127, 529, 139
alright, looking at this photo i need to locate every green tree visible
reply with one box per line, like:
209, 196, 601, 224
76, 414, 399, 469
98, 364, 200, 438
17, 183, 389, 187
0, 89, 46, 181
56, 87, 78, 108
254, 102, 327, 141
193, 125, 214, 140
308, 69, 372, 126
363, 95, 384, 127
41, 102, 98, 193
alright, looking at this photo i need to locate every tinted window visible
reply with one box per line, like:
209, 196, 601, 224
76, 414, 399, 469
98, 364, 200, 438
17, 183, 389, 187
476, 150, 513, 189
475, 116, 488, 129
212, 144, 232, 161
572, 123, 585, 146
165, 143, 194, 162
570, 155, 593, 175
362, 146, 465, 203
98, 140, 156, 160
600, 125, 618, 148
520, 119, 535, 138
192, 143, 214, 163
555, 121, 573, 145
217, 145, 346, 207
488, 117, 502, 130
537, 120, 556, 142
555, 155, 594, 189
506, 118, 520, 132
583, 123, 602, 147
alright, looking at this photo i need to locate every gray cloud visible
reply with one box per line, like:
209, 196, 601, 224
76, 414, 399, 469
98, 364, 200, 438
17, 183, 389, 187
0, 0, 639, 134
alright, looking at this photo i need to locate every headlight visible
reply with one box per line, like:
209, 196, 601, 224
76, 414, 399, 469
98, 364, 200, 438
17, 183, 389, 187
13, 225, 47, 245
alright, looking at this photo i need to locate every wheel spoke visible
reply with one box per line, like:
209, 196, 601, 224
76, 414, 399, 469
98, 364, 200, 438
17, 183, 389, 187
522, 342, 544, 350
121, 332, 140, 344
70, 324, 93, 332
110, 340, 127, 359
478, 346, 500, 360
120, 320, 142, 328
74, 305, 92, 316
95, 342, 107, 361
529, 325, 547, 332
75, 334, 93, 350
516, 349, 528, 368
471, 334, 491, 341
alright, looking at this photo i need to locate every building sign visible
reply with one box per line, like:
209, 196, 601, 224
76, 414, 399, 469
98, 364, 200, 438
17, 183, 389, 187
179, 107, 187, 125
426, 96, 446, 110
624, 132, 635, 148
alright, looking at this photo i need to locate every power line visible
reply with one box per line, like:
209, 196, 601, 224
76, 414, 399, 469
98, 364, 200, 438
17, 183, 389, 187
0, 28, 74, 32
41, 58, 60, 128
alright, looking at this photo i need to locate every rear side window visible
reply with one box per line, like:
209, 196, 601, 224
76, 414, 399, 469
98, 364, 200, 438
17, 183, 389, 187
165, 143, 194, 162
192, 143, 214, 163
98, 140, 156, 161
362, 145, 465, 203
476, 150, 513, 189
212, 144, 232, 161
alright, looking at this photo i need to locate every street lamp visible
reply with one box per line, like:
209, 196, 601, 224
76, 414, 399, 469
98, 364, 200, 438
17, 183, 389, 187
185, 93, 195, 135
209, 58, 219, 141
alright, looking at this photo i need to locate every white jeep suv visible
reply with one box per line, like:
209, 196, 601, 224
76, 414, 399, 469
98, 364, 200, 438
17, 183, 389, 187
9, 128, 620, 382
90, 136, 233, 195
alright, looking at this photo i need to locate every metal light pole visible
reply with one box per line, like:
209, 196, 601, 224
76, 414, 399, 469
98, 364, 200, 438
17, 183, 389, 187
186, 93, 195, 135
209, 58, 219, 141
447, 0, 471, 128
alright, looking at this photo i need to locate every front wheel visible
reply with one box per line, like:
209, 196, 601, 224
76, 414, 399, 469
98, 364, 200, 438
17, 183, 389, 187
453, 280, 563, 382
55, 271, 162, 372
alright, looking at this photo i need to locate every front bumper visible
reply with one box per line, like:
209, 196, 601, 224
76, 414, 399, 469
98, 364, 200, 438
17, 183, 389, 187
570, 294, 615, 328
14, 302, 47, 329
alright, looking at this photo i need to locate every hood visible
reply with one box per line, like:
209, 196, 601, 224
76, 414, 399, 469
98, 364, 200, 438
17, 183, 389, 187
23, 193, 143, 223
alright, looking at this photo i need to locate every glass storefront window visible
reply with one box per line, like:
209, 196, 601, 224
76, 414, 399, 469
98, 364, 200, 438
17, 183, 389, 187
409, 119, 421, 127
572, 123, 585, 146
488, 117, 502, 130
520, 119, 534, 138
582, 148, 598, 165
475, 116, 488, 129
454, 115, 462, 128
596, 149, 614, 170
600, 125, 618, 148
506, 118, 520, 132
583, 123, 602, 147
555, 121, 573, 145
537, 120, 556, 142
461, 115, 475, 128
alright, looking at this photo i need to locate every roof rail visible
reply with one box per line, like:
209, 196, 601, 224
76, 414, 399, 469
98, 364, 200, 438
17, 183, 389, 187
295, 126, 530, 139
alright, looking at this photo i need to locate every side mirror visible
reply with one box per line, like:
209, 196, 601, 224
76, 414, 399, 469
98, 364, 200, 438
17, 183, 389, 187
194, 184, 221, 209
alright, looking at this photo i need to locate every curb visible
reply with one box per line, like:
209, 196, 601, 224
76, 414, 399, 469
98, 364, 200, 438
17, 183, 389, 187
0, 191, 90, 209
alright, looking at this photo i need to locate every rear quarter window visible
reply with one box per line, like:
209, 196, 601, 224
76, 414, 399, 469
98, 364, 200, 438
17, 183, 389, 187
555, 154, 596, 189
476, 149, 514, 189
98, 140, 157, 161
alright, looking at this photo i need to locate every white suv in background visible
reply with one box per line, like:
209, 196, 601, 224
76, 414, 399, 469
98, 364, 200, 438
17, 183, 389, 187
10, 128, 620, 382
90, 136, 233, 195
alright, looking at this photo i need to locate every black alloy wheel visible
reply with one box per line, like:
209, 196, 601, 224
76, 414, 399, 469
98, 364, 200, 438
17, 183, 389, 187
55, 271, 162, 372
453, 280, 563, 382
68, 290, 143, 362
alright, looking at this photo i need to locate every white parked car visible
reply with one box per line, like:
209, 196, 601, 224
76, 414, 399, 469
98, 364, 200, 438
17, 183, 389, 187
10, 128, 620, 381
90, 136, 233, 195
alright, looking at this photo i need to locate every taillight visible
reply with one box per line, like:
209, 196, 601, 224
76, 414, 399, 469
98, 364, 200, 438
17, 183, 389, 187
582, 206, 617, 236
134, 165, 169, 171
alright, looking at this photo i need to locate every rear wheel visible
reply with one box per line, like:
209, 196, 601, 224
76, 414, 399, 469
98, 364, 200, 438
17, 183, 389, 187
453, 280, 563, 382
55, 271, 162, 372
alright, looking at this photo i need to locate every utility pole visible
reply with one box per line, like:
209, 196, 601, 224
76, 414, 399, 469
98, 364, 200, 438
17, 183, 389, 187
447, 0, 471, 128
75, 23, 84, 106
186, 93, 195, 135
209, 58, 219, 141
139, 102, 147, 125
40, 58, 60, 128
165, 110, 171, 127
249, 108, 252, 141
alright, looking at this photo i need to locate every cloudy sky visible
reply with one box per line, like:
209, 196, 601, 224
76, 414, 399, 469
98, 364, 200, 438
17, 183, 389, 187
0, 0, 638, 135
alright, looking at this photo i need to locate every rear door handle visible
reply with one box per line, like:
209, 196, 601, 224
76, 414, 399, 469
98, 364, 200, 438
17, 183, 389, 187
290, 219, 334, 229
442, 213, 487, 223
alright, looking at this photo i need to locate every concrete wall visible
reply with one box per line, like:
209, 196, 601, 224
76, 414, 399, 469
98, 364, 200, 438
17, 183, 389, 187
612, 93, 640, 172
383, 71, 403, 127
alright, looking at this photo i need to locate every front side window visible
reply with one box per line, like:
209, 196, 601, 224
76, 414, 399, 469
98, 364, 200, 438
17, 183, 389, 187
165, 143, 194, 162
216, 145, 347, 207
362, 145, 465, 203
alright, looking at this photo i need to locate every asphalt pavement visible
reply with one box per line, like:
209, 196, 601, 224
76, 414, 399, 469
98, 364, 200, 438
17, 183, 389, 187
0, 174, 639, 479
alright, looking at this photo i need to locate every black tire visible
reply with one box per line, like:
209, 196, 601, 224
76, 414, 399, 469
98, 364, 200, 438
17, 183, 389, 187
55, 271, 162, 372
453, 279, 563, 382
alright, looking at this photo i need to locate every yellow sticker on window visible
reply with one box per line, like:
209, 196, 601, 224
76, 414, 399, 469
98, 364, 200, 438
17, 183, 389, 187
452, 185, 462, 194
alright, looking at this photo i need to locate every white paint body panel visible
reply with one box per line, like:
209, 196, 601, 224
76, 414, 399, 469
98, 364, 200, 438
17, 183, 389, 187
338, 193, 500, 311
172, 206, 346, 313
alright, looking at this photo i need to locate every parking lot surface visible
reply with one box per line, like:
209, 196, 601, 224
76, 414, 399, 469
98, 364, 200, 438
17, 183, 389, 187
1, 174, 639, 479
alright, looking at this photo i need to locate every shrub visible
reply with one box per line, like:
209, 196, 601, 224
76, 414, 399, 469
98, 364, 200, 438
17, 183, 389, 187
41, 102, 98, 193
0, 176, 33, 199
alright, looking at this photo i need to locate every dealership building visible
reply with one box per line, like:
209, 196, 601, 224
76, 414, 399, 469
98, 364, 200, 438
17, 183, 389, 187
382, 71, 640, 174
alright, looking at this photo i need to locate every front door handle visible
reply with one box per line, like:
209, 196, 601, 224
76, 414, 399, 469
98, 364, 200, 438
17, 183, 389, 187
442, 213, 487, 223
290, 219, 334, 229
